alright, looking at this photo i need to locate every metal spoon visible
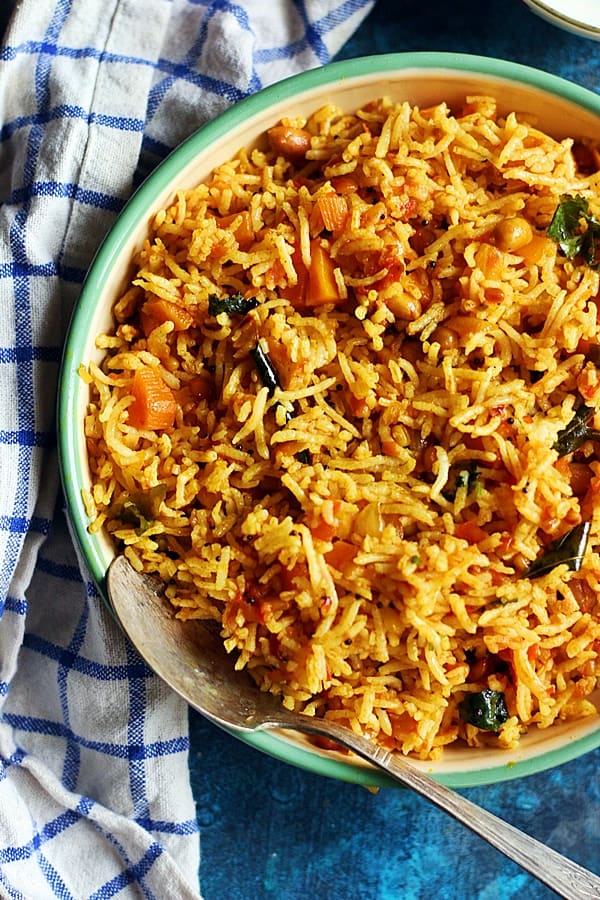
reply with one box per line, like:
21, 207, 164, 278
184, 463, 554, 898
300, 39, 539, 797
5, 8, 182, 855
107, 554, 600, 900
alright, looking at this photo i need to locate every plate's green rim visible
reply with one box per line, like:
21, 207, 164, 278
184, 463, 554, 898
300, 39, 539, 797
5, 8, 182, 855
58, 51, 600, 789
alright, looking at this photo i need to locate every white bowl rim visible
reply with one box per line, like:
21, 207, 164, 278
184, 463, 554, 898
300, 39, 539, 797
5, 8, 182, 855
523, 0, 600, 40
58, 50, 600, 788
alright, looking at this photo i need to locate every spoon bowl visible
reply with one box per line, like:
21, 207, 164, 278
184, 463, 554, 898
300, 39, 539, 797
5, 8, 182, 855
107, 554, 600, 900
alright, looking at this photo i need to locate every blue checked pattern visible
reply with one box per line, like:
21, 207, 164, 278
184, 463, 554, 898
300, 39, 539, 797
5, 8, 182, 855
0, 1, 375, 897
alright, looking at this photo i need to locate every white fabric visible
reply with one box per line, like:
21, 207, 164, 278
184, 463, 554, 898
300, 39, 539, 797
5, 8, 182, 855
0, 1, 374, 897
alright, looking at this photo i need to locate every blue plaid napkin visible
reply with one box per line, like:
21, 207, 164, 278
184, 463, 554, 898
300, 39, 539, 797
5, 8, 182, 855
0, 1, 374, 896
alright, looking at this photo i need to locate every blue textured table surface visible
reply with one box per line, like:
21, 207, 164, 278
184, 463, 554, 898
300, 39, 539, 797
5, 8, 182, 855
191, 3, 600, 898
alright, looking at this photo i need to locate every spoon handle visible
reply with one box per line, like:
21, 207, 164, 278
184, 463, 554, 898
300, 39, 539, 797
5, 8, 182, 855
106, 556, 599, 899
271, 717, 600, 900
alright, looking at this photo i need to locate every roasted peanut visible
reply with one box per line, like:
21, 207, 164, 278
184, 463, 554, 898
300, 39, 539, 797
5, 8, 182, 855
384, 289, 422, 321
430, 324, 458, 352
267, 125, 312, 161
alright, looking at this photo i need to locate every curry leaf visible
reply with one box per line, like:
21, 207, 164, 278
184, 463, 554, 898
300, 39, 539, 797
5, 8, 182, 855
250, 342, 283, 397
111, 483, 168, 534
553, 405, 600, 456
459, 689, 509, 731
523, 521, 591, 579
547, 195, 600, 268
250, 343, 310, 464
208, 292, 258, 317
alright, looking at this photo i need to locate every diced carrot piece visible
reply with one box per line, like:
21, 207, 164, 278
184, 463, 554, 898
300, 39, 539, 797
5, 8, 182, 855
139, 311, 160, 336
281, 240, 309, 308
307, 240, 342, 307
312, 518, 337, 542
142, 298, 194, 332
282, 238, 342, 309
215, 210, 254, 248
128, 366, 177, 431
316, 193, 349, 234
311, 500, 342, 542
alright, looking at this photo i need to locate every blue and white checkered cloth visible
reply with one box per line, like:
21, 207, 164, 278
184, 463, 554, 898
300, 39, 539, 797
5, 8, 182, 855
0, 1, 374, 896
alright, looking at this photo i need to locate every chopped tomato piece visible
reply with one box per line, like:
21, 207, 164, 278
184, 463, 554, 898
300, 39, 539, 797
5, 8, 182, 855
223, 587, 272, 627
263, 340, 305, 391
381, 439, 403, 458
497, 532, 514, 556
475, 243, 504, 279
393, 193, 418, 220
577, 363, 600, 402
389, 711, 419, 735
330, 174, 359, 195
325, 540, 357, 570
128, 366, 177, 431
280, 563, 307, 592
174, 373, 214, 408
312, 518, 337, 542
518, 234, 552, 266
455, 521, 489, 543
347, 392, 369, 418
264, 258, 288, 291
